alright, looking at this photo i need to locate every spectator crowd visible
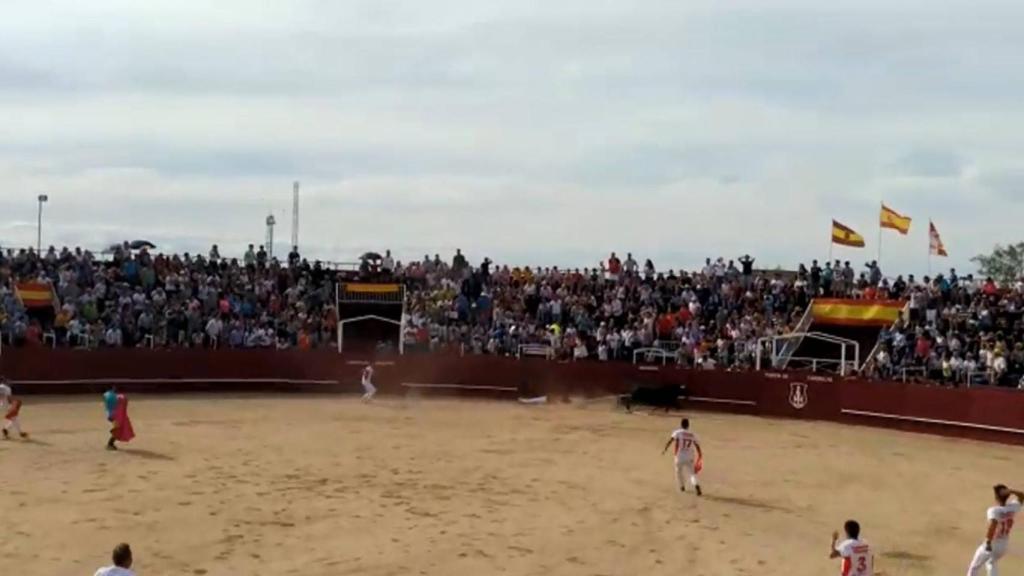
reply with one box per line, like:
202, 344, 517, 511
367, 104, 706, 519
1, 244, 1022, 387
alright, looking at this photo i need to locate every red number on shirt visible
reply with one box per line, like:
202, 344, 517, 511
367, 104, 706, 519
996, 518, 1015, 539
682, 439, 692, 450
856, 556, 868, 573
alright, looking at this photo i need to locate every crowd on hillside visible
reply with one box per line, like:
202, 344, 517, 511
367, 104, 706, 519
1, 244, 1022, 387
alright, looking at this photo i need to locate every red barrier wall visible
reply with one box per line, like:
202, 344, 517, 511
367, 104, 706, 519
2, 349, 1023, 445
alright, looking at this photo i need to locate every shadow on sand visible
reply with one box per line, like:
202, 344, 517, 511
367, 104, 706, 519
701, 493, 792, 513
118, 448, 176, 461
2, 436, 53, 447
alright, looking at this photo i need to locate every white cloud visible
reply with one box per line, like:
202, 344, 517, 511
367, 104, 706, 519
1, 0, 1023, 275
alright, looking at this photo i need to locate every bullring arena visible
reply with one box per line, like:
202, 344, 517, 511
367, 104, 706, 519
2, 349, 1023, 575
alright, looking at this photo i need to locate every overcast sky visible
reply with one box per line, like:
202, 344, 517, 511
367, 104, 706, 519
1, 1, 1021, 275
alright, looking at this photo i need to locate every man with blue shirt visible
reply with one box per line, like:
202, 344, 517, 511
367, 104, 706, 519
103, 385, 118, 450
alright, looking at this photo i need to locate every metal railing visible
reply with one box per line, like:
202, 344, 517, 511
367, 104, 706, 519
632, 347, 673, 366
517, 344, 553, 360
785, 356, 859, 374
775, 304, 814, 369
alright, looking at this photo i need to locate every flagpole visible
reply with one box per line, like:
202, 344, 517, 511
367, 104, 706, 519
877, 202, 883, 266
927, 218, 932, 278
828, 220, 834, 263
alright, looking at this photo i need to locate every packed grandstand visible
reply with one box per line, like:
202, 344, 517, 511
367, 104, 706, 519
1, 242, 1021, 388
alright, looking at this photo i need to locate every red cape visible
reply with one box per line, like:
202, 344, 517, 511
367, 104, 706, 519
111, 395, 135, 442
4, 398, 21, 420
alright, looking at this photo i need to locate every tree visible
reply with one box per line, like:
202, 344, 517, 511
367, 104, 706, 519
972, 242, 1024, 285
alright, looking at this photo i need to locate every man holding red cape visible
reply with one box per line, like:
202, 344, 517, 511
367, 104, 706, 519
662, 417, 703, 496
104, 386, 135, 451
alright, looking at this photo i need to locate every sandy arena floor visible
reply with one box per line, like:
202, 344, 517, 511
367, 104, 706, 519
0, 394, 1021, 576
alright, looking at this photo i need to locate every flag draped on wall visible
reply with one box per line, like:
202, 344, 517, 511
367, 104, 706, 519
811, 298, 905, 326
880, 204, 912, 235
831, 220, 866, 247
15, 281, 56, 309
929, 221, 948, 257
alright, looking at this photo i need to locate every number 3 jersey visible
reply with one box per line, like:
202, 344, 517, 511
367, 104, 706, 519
835, 538, 872, 576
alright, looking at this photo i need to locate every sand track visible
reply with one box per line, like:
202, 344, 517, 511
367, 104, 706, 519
1, 395, 1019, 575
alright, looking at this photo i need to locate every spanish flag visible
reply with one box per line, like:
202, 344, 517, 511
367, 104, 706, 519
831, 220, 866, 248
15, 281, 56, 309
880, 204, 912, 235
811, 298, 905, 327
929, 221, 948, 257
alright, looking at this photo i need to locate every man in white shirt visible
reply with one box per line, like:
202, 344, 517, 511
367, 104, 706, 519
205, 316, 223, 347
94, 543, 135, 576
361, 364, 377, 401
661, 418, 703, 496
830, 520, 872, 575
624, 253, 638, 276
967, 484, 1024, 576
0, 381, 28, 440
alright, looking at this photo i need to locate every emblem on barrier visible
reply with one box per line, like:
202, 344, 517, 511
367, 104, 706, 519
789, 382, 808, 410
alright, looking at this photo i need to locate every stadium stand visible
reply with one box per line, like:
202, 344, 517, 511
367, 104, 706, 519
1, 244, 1022, 388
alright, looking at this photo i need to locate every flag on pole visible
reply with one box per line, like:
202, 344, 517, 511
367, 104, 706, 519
929, 221, 948, 257
880, 204, 912, 235
831, 220, 866, 247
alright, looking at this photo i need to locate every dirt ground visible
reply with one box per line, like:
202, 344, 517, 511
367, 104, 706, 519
0, 394, 1020, 576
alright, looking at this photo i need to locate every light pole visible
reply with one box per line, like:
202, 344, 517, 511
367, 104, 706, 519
36, 194, 48, 253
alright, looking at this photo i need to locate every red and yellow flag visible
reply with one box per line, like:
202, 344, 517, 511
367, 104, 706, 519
880, 204, 912, 235
831, 220, 865, 248
811, 298, 904, 327
15, 281, 55, 309
929, 221, 948, 257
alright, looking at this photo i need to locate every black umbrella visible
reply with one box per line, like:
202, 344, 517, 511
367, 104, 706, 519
130, 240, 157, 250
360, 251, 382, 261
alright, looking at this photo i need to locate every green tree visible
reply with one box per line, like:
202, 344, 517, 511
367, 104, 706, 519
972, 242, 1024, 284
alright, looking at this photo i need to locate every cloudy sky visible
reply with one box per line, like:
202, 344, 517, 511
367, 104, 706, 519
1, 1, 1021, 274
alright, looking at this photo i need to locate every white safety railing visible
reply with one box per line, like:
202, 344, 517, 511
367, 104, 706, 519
965, 370, 993, 388
756, 331, 859, 376
775, 304, 815, 368
517, 344, 553, 360
786, 356, 858, 374
899, 366, 927, 383
632, 347, 673, 366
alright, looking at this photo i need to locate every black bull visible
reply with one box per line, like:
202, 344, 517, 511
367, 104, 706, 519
619, 382, 689, 412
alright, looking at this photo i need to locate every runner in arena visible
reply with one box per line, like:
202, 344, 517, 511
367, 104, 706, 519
0, 379, 29, 440
361, 363, 377, 402
966, 484, 1023, 576
830, 520, 872, 575
661, 418, 702, 496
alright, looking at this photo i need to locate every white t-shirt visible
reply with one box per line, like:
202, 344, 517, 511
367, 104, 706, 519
362, 366, 374, 386
835, 538, 872, 576
94, 566, 135, 576
669, 429, 699, 462
988, 500, 1022, 544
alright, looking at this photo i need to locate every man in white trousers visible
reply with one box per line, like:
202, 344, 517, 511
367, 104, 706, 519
0, 381, 28, 440
662, 418, 702, 496
967, 484, 1024, 576
361, 363, 377, 401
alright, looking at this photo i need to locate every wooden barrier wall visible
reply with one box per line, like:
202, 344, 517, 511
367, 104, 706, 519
2, 349, 1023, 445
